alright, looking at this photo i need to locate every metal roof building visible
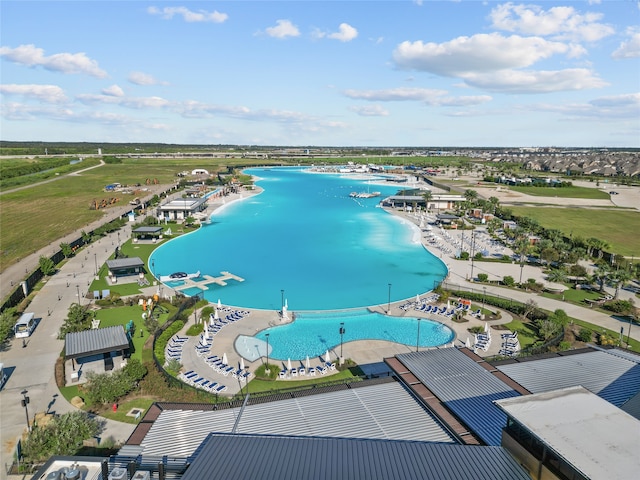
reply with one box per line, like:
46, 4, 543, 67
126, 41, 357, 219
64, 325, 130, 359
495, 348, 640, 415
394, 349, 520, 446
182, 433, 531, 480
105, 257, 145, 270
136, 380, 457, 457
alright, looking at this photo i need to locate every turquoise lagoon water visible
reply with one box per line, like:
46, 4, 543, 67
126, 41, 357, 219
252, 309, 455, 361
150, 167, 447, 311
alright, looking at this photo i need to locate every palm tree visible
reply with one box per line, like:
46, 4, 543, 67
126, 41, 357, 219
464, 189, 478, 203
547, 268, 568, 284
611, 270, 632, 299
594, 262, 611, 292
488, 196, 500, 215
422, 191, 433, 212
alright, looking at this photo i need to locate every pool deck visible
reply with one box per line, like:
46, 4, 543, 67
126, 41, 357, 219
167, 300, 512, 397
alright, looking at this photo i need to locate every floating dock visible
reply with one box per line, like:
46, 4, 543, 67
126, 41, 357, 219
172, 271, 244, 291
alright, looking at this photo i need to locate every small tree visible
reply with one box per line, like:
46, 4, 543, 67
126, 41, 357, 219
122, 358, 147, 383
503, 276, 515, 287
577, 328, 593, 342
39, 255, 56, 276
0, 309, 16, 345
59, 303, 94, 338
459, 251, 470, 260
477, 273, 489, 282
60, 242, 73, 258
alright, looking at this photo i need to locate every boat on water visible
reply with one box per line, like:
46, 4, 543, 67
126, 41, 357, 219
349, 191, 381, 198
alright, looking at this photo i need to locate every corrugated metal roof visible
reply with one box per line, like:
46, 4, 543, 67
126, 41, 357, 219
65, 325, 130, 358
182, 433, 530, 480
496, 350, 640, 408
396, 349, 520, 446
106, 257, 144, 269
139, 382, 455, 457
132, 226, 163, 233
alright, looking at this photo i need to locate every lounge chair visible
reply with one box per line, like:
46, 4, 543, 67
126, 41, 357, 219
278, 370, 287, 379
308, 367, 316, 376
215, 384, 227, 392
316, 365, 327, 375
290, 368, 298, 377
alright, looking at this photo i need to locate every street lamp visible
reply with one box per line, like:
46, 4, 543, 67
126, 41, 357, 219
265, 333, 270, 374
20, 390, 31, 432
339, 322, 345, 364
416, 318, 421, 352
281, 289, 284, 310
76, 285, 81, 305
94, 253, 98, 276
387, 283, 392, 314
482, 286, 486, 316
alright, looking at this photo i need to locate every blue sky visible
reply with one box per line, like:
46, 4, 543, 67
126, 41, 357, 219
1, 1, 638, 147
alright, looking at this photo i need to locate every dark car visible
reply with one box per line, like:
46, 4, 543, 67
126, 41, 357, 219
170, 272, 188, 279
609, 191, 619, 195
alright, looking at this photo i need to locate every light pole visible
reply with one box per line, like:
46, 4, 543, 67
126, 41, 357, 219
265, 333, 270, 374
20, 389, 31, 432
339, 322, 345, 364
416, 318, 421, 352
387, 283, 392, 314
151, 259, 155, 277
94, 253, 98, 276
482, 286, 486, 317
76, 285, 81, 305
470, 230, 475, 281
281, 289, 284, 310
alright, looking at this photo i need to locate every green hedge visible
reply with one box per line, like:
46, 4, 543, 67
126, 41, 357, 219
154, 320, 185, 366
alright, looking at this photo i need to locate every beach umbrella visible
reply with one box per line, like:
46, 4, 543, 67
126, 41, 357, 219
203, 328, 209, 340
217, 299, 222, 309
284, 298, 288, 309
324, 350, 331, 363
239, 357, 245, 371
214, 309, 219, 320
447, 299, 451, 310
416, 294, 420, 302
305, 356, 311, 369
465, 337, 471, 349
222, 352, 228, 365
484, 322, 489, 333
287, 358, 292, 371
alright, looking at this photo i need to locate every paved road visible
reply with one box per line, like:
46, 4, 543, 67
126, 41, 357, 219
0, 229, 137, 470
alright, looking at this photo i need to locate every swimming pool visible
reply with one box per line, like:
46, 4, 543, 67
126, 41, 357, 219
150, 167, 448, 311
245, 309, 455, 361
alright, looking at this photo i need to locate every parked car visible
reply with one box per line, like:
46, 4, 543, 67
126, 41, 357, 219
609, 191, 619, 195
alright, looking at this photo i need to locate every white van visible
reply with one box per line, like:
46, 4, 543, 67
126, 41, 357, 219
14, 312, 36, 338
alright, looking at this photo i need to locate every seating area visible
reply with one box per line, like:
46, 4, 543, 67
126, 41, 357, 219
499, 331, 520, 357
473, 326, 492, 352
277, 356, 336, 380
165, 335, 187, 364
178, 370, 228, 393
399, 293, 440, 311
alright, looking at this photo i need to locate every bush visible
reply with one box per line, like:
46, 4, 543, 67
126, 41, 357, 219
474, 252, 483, 260
459, 251, 470, 260
477, 273, 489, 282
503, 275, 515, 287
598, 333, 617, 346
603, 300, 634, 315
558, 341, 571, 351
122, 358, 147, 382
577, 328, 593, 342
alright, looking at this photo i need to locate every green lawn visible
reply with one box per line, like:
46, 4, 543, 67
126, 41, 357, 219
541, 287, 603, 305
508, 206, 640, 256
509, 185, 610, 199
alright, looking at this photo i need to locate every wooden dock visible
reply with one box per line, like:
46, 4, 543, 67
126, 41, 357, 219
173, 271, 245, 291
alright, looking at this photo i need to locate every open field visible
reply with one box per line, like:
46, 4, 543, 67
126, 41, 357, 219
508, 206, 640, 257
508, 185, 610, 199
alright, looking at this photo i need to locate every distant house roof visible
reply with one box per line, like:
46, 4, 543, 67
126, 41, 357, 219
132, 226, 163, 234
495, 386, 640, 480
106, 257, 144, 270
182, 433, 531, 480
134, 380, 455, 457
158, 197, 207, 211
395, 349, 520, 446
65, 325, 130, 359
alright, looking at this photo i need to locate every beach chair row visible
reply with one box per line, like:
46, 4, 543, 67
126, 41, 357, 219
204, 355, 252, 381
474, 332, 491, 352
165, 335, 187, 362
277, 361, 336, 379
179, 370, 227, 393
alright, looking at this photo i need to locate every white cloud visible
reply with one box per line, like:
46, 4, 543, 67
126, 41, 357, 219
328, 23, 359, 42
265, 20, 300, 39
76, 93, 171, 110
534, 93, 640, 119
0, 84, 67, 103
489, 3, 614, 42
393, 33, 573, 76
463, 68, 608, 93
343, 87, 491, 106
128, 71, 167, 86
102, 84, 124, 97
147, 6, 228, 23
612, 30, 640, 59
349, 105, 390, 117
0, 44, 107, 77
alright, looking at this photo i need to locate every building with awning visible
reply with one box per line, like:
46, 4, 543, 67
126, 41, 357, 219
64, 325, 131, 383
132, 226, 163, 242
157, 197, 207, 221
106, 257, 145, 279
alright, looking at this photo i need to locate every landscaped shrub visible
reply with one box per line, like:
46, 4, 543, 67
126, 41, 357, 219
603, 300, 634, 315
459, 251, 470, 260
558, 341, 571, 351
577, 328, 593, 342
477, 273, 489, 282
186, 323, 204, 336
598, 333, 617, 346
503, 275, 515, 287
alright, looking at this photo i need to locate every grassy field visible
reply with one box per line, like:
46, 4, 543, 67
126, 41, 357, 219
508, 206, 640, 256
508, 185, 610, 199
